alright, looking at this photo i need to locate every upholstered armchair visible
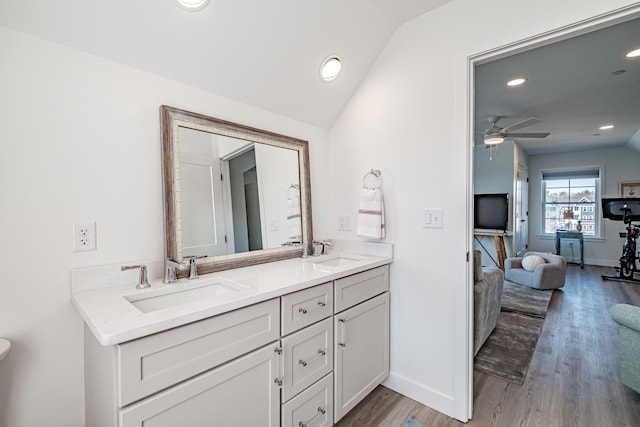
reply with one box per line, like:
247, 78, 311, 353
610, 304, 640, 393
473, 250, 504, 356
504, 251, 567, 290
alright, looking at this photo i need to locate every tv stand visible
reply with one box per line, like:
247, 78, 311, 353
474, 231, 510, 270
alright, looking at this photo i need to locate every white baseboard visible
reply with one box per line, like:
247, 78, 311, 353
383, 371, 456, 419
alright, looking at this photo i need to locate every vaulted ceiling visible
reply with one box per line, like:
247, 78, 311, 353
0, 0, 453, 128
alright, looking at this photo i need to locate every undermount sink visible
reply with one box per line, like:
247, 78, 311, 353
124, 279, 249, 313
313, 255, 361, 267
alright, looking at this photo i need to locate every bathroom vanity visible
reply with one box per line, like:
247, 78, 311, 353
74, 251, 391, 427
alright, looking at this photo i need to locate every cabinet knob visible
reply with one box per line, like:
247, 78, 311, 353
274, 378, 283, 387
298, 307, 308, 314
317, 301, 326, 307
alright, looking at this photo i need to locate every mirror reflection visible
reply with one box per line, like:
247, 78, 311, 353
161, 105, 312, 275
178, 127, 302, 257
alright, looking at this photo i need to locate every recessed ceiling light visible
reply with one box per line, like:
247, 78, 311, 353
175, 0, 210, 11
626, 48, 640, 58
506, 77, 527, 87
320, 56, 342, 81
599, 124, 614, 130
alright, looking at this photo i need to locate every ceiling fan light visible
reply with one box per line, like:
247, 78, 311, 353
625, 48, 640, 58
506, 77, 527, 87
484, 135, 504, 146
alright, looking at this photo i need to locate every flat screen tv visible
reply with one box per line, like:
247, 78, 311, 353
474, 193, 509, 232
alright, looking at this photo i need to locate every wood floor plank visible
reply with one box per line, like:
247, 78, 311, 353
334, 265, 640, 427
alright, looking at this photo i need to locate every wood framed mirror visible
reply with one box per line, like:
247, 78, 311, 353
160, 105, 312, 275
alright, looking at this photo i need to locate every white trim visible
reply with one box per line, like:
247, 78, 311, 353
383, 372, 455, 417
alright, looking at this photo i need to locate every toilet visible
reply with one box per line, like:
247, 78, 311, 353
0, 338, 10, 363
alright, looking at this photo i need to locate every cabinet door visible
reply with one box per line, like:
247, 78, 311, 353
119, 343, 280, 427
334, 292, 389, 422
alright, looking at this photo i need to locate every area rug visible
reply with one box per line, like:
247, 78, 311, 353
474, 281, 553, 384
401, 419, 426, 427
500, 280, 553, 318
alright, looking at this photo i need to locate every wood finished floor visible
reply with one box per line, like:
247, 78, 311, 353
335, 265, 640, 427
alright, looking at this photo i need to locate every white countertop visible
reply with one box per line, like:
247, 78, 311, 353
72, 251, 392, 346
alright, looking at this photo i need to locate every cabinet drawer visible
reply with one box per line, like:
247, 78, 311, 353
282, 373, 333, 427
281, 282, 333, 336
282, 317, 333, 402
118, 298, 279, 406
120, 343, 280, 427
334, 265, 389, 313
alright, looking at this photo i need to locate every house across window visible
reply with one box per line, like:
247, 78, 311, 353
542, 169, 601, 237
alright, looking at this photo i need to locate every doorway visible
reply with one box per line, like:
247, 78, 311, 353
466, 7, 640, 421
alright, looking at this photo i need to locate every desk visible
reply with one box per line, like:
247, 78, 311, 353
474, 231, 509, 270
555, 230, 584, 268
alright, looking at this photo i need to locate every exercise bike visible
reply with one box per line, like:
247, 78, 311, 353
602, 198, 640, 284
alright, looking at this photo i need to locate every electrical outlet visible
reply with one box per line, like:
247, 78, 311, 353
73, 222, 97, 252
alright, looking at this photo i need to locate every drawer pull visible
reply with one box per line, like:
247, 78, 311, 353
338, 318, 347, 348
298, 407, 326, 427
298, 349, 327, 367
298, 308, 308, 314
317, 301, 326, 307
274, 377, 283, 387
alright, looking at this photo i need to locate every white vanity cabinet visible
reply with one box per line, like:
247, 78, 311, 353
82, 263, 391, 427
333, 266, 390, 422
84, 299, 281, 427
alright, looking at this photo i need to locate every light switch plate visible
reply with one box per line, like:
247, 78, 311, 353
422, 209, 443, 229
338, 215, 352, 231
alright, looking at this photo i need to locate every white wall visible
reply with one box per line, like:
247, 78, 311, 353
254, 144, 301, 248
0, 26, 330, 427
1, 1, 638, 425
328, 0, 639, 420
527, 146, 640, 266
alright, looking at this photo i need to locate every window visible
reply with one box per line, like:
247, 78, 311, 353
542, 168, 601, 236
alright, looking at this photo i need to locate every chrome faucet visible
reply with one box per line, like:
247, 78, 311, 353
185, 255, 206, 280
320, 239, 333, 255
163, 258, 188, 284
121, 264, 151, 289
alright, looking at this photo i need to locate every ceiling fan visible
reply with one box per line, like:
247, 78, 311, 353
482, 116, 550, 145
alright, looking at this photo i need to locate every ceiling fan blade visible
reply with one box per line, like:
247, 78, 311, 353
504, 132, 550, 138
503, 117, 541, 132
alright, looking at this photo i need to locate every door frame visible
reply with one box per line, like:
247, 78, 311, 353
462, 4, 640, 421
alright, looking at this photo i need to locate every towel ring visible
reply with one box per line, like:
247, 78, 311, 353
287, 184, 300, 200
362, 169, 382, 188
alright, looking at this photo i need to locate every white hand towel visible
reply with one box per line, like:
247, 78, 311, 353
357, 187, 385, 240
287, 194, 302, 239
